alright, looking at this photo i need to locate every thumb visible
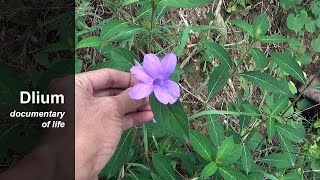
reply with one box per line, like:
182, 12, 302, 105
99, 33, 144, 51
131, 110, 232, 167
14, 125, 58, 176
113, 88, 147, 115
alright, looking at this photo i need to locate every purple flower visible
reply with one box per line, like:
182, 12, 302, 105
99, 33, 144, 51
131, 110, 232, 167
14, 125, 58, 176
129, 53, 180, 104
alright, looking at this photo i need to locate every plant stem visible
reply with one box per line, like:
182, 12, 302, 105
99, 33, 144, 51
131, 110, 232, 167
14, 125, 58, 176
280, 71, 320, 118
148, 0, 156, 52
231, 41, 254, 75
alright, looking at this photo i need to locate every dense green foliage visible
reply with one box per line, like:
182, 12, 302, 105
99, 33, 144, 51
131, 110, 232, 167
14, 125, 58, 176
76, 0, 320, 179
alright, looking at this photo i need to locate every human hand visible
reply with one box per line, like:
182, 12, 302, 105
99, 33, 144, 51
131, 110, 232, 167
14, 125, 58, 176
74, 69, 153, 180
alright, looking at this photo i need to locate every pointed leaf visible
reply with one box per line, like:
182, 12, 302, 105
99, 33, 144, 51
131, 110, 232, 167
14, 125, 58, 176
223, 144, 243, 164
216, 136, 234, 162
241, 144, 253, 174
270, 52, 305, 83
204, 41, 232, 69
206, 114, 225, 148
272, 95, 289, 115
278, 132, 297, 167
276, 124, 304, 142
253, 14, 269, 38
233, 19, 254, 37
201, 161, 218, 177
152, 153, 175, 180
249, 48, 267, 70
267, 118, 276, 142
100, 20, 128, 40
207, 64, 231, 99
111, 25, 147, 42
259, 153, 292, 169
150, 95, 189, 139
100, 129, 135, 178
218, 166, 247, 180
259, 34, 287, 43
160, 0, 213, 8
239, 71, 287, 95
190, 130, 214, 161
76, 36, 103, 49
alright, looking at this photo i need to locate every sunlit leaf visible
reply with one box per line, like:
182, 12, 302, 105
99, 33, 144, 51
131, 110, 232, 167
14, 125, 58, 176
216, 136, 234, 162
201, 161, 218, 177
252, 13, 269, 38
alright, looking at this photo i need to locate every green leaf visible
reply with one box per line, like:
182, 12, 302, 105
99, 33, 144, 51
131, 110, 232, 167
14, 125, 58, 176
278, 132, 297, 167
75, 59, 83, 74
204, 41, 232, 69
152, 153, 175, 180
252, 13, 269, 38
100, 129, 135, 178
233, 19, 254, 37
76, 36, 103, 49
100, 20, 128, 40
109, 48, 135, 71
287, 11, 307, 33
283, 172, 301, 180
311, 35, 320, 52
136, 2, 152, 20
127, 172, 149, 180
249, 48, 267, 70
218, 166, 247, 180
111, 25, 147, 42
150, 95, 189, 139
123, 0, 139, 5
276, 124, 304, 142
159, 0, 213, 8
248, 172, 264, 180
280, 0, 302, 10
267, 118, 276, 142
207, 64, 231, 99
259, 34, 287, 43
206, 114, 225, 148
216, 136, 234, 162
289, 37, 305, 53
270, 52, 305, 83
190, 130, 214, 161
296, 51, 312, 65
241, 144, 253, 174
177, 26, 191, 57
239, 71, 287, 95
311, 1, 320, 17
272, 95, 289, 115
259, 153, 292, 169
223, 144, 243, 164
201, 161, 218, 177
305, 19, 316, 33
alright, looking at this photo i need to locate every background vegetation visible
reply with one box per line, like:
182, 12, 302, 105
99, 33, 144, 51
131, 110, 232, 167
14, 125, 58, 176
75, 0, 320, 179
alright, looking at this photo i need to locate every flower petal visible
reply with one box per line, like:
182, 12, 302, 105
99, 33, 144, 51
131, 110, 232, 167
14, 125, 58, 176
161, 53, 177, 79
143, 54, 162, 78
154, 80, 180, 104
130, 66, 153, 84
130, 83, 153, 99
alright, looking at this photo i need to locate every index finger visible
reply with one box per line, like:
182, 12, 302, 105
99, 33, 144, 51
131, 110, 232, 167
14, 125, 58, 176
76, 68, 139, 91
